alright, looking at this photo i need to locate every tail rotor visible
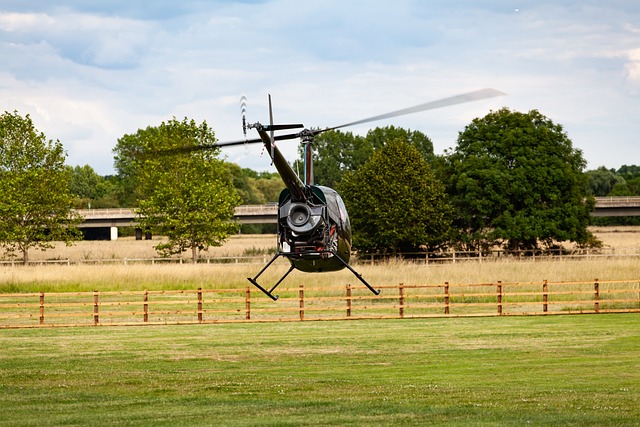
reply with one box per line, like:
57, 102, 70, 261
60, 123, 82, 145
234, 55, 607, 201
240, 95, 248, 140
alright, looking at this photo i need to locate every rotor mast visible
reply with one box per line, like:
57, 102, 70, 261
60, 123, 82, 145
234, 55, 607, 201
301, 130, 314, 186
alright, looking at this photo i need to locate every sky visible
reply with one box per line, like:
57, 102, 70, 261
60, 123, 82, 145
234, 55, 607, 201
1, 0, 638, 176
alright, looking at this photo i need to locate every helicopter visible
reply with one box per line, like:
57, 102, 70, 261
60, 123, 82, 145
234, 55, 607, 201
202, 88, 505, 300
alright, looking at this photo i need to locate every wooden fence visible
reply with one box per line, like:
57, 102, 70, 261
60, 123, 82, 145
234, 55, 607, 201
1, 279, 639, 328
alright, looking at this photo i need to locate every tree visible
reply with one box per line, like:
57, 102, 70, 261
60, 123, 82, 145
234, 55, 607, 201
338, 139, 451, 254
444, 108, 595, 251
131, 117, 240, 262
365, 126, 435, 162
225, 163, 263, 204
67, 164, 120, 208
0, 111, 81, 264
586, 167, 625, 196
609, 177, 640, 196
250, 172, 284, 203
113, 126, 165, 207
616, 165, 640, 181
294, 130, 369, 188
295, 126, 434, 189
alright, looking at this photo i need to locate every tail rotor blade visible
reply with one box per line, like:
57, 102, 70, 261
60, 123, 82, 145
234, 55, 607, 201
240, 95, 248, 139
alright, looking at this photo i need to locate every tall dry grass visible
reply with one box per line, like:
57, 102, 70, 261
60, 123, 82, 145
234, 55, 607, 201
1, 228, 638, 293
13, 226, 640, 262
19, 234, 277, 262
1, 256, 639, 294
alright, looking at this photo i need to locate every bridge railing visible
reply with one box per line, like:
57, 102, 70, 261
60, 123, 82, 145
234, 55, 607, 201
594, 196, 640, 206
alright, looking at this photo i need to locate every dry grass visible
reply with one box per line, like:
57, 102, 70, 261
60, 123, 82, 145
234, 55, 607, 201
1, 256, 639, 294
589, 225, 640, 252
14, 226, 640, 262
20, 234, 277, 262
1, 228, 639, 293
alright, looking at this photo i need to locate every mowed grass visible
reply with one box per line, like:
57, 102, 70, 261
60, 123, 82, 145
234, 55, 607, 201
1, 229, 639, 425
1, 315, 639, 426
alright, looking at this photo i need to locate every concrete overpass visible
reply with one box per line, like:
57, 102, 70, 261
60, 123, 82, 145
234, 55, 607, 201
77, 197, 640, 225
76, 205, 278, 228
590, 196, 640, 217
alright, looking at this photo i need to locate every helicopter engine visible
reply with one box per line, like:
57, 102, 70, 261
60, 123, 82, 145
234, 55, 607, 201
284, 201, 324, 236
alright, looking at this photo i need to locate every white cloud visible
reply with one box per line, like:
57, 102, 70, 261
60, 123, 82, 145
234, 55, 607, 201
0, 1, 639, 174
0, 10, 155, 69
625, 49, 640, 86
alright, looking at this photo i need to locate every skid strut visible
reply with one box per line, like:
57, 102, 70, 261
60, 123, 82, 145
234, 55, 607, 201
330, 250, 381, 296
247, 251, 381, 300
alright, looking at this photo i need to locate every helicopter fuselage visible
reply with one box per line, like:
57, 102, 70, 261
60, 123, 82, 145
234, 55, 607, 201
255, 127, 352, 273
277, 185, 352, 273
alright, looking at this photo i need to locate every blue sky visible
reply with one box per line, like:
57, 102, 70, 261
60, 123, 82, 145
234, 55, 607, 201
1, 0, 638, 175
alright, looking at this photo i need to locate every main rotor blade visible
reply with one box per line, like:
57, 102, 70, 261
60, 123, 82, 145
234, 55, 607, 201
152, 88, 505, 156
170, 130, 302, 153
267, 124, 305, 131
325, 88, 506, 132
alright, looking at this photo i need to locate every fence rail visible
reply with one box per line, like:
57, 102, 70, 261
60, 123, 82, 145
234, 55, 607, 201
1, 279, 639, 328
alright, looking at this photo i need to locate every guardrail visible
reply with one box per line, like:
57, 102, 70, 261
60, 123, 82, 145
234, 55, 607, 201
595, 196, 640, 206
1, 279, 638, 328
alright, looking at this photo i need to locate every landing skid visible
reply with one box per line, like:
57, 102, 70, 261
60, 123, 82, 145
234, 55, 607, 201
247, 251, 381, 301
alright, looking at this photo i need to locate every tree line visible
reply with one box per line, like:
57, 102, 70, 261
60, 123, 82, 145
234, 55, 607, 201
1, 108, 639, 263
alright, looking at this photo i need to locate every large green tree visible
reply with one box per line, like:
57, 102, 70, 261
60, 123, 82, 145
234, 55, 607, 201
113, 126, 159, 207
124, 117, 240, 261
0, 111, 81, 264
338, 139, 451, 254
296, 126, 434, 189
444, 108, 595, 251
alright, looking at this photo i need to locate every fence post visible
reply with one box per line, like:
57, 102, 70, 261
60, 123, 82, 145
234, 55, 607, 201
444, 282, 450, 315
197, 287, 203, 323
246, 286, 251, 320
399, 283, 405, 319
497, 282, 503, 316
143, 290, 149, 322
93, 290, 99, 325
543, 280, 548, 313
299, 284, 304, 321
594, 278, 600, 313
346, 284, 352, 318
39, 292, 45, 325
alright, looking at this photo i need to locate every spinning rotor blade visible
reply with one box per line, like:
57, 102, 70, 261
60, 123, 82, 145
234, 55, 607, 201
321, 87, 506, 134
158, 88, 504, 155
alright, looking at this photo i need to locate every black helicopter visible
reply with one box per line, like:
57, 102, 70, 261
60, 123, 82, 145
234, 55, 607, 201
205, 88, 504, 300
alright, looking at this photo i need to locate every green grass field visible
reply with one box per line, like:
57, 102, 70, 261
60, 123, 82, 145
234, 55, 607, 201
1, 314, 639, 426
